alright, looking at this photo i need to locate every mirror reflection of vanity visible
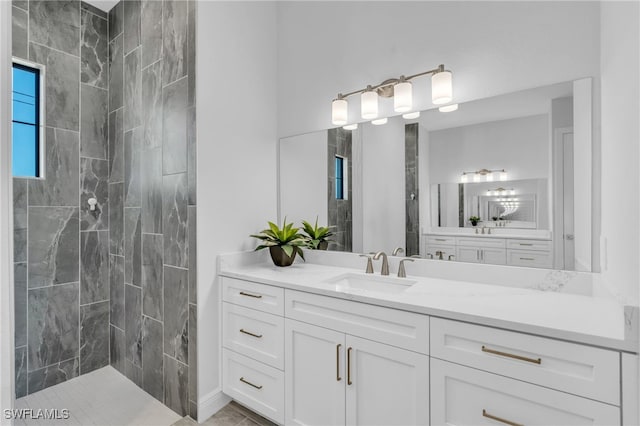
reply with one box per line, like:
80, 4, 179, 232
279, 79, 594, 272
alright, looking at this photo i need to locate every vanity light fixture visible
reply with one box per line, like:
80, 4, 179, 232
461, 169, 508, 183
343, 123, 358, 130
438, 103, 459, 113
330, 64, 453, 125
371, 117, 388, 125
402, 111, 421, 120
487, 187, 516, 196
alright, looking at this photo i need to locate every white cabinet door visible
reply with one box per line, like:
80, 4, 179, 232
285, 319, 346, 426
431, 358, 620, 426
481, 248, 506, 265
456, 247, 481, 263
345, 335, 429, 426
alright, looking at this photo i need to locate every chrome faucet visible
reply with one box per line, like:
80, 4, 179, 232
373, 251, 389, 275
435, 250, 444, 260
359, 254, 374, 273
397, 259, 414, 278
392, 247, 404, 256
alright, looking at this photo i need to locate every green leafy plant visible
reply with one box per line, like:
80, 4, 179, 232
301, 217, 335, 249
250, 218, 307, 260
469, 216, 481, 222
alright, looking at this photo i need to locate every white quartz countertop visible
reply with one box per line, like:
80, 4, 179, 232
219, 261, 636, 353
426, 231, 551, 240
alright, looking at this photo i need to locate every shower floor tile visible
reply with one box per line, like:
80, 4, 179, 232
14, 366, 182, 426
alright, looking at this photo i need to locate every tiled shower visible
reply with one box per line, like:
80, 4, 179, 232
11, 0, 197, 418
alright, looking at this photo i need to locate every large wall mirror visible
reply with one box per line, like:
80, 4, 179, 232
279, 79, 594, 271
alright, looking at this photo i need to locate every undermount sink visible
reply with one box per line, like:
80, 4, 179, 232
322, 273, 417, 294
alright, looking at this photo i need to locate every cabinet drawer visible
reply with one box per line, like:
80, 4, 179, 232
223, 349, 284, 425
426, 235, 456, 246
507, 239, 552, 251
431, 318, 620, 405
431, 359, 620, 426
222, 277, 284, 316
285, 290, 429, 354
457, 237, 506, 249
223, 302, 284, 370
507, 249, 552, 268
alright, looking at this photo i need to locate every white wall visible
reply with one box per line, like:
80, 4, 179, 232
196, 1, 278, 417
277, 1, 600, 138
361, 117, 405, 253
279, 131, 328, 225
428, 114, 550, 183
600, 1, 640, 305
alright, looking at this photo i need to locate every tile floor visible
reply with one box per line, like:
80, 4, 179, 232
171, 401, 277, 426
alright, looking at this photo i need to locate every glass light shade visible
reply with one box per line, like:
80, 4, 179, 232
402, 111, 420, 119
487, 190, 494, 196
371, 117, 387, 125
361, 90, 379, 119
343, 123, 358, 130
460, 173, 468, 183
473, 173, 481, 183
485, 173, 494, 182
394, 81, 412, 112
332, 98, 348, 126
432, 70, 453, 105
500, 171, 508, 181
509, 190, 516, 195
438, 103, 459, 113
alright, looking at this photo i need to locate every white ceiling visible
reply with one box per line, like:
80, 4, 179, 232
84, 0, 119, 12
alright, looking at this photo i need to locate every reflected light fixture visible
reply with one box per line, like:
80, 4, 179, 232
371, 117, 388, 125
331, 64, 453, 126
460, 168, 509, 183
439, 103, 459, 113
343, 123, 358, 130
402, 111, 420, 119
460, 173, 469, 183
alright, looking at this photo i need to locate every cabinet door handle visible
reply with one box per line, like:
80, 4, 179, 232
239, 329, 263, 338
347, 347, 353, 385
519, 243, 533, 246
239, 291, 262, 299
482, 409, 523, 426
336, 344, 342, 381
482, 345, 541, 364
519, 257, 535, 261
239, 377, 263, 390
435, 238, 446, 242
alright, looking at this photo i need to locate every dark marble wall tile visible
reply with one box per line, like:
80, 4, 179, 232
14, 263, 27, 348
80, 230, 109, 304
163, 173, 188, 268
162, 77, 187, 175
13, 179, 28, 230
187, 107, 196, 205
81, 158, 109, 230
110, 255, 125, 329
109, 183, 124, 255
124, 49, 142, 130
28, 357, 79, 394
142, 233, 163, 320
405, 124, 420, 256
81, 84, 108, 159
108, 34, 124, 112
15, 346, 27, 398
164, 355, 188, 417
28, 282, 79, 370
190, 401, 198, 421
12, 6, 28, 59
162, 0, 188, 86
141, 148, 162, 233
108, 0, 123, 40
125, 128, 142, 207
124, 0, 141, 55
110, 325, 125, 374
12, 0, 28, 11
125, 284, 142, 367
124, 208, 142, 286
29, 0, 80, 57
142, 60, 162, 150
81, 10, 108, 88
29, 128, 79, 207
14, 229, 27, 263
163, 266, 187, 363
29, 42, 80, 132
142, 316, 163, 401
188, 207, 196, 305
187, 0, 196, 107
28, 207, 79, 288
80, 301, 109, 374
188, 303, 197, 405
81, 2, 107, 19
125, 360, 143, 387
109, 108, 125, 182
141, 0, 162, 68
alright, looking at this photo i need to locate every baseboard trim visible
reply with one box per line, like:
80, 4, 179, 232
198, 389, 231, 423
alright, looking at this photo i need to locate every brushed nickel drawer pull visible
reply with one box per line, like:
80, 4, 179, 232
239, 291, 262, 299
519, 243, 533, 246
347, 347, 353, 385
336, 344, 342, 381
482, 409, 523, 426
239, 377, 263, 390
240, 329, 263, 338
435, 238, 447, 241
519, 257, 535, 261
482, 345, 541, 364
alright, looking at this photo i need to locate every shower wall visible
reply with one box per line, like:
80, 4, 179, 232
12, 0, 111, 397
106, 0, 198, 418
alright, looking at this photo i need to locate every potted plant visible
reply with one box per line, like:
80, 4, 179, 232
301, 217, 334, 250
250, 218, 307, 267
469, 216, 481, 226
